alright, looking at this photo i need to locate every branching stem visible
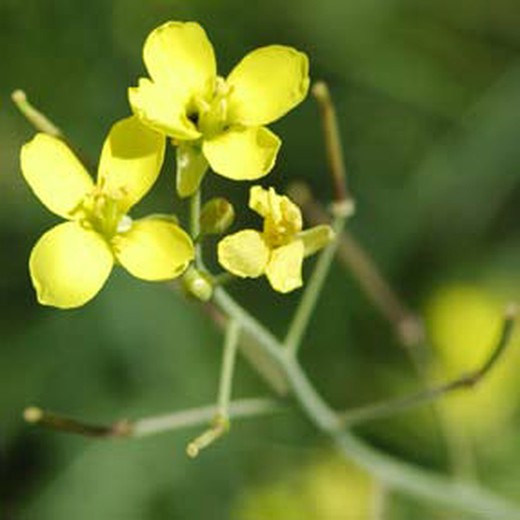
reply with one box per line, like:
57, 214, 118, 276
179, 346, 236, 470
211, 288, 520, 519
186, 318, 241, 457
23, 398, 280, 439
288, 182, 425, 351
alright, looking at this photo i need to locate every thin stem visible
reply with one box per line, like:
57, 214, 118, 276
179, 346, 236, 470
217, 319, 241, 415
287, 182, 425, 351
284, 215, 346, 356
334, 431, 518, 519
11, 90, 63, 137
190, 189, 202, 266
312, 82, 352, 209
23, 398, 281, 439
186, 318, 241, 457
339, 305, 517, 427
135, 398, 280, 438
211, 288, 520, 519
23, 406, 131, 438
282, 82, 354, 356
200, 297, 289, 395
287, 182, 474, 479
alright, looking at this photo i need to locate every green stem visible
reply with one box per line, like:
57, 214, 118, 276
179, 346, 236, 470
133, 398, 281, 438
217, 319, 241, 416
211, 288, 520, 519
186, 317, 241, 457
24, 398, 281, 440
11, 90, 62, 136
284, 216, 346, 356
190, 190, 202, 266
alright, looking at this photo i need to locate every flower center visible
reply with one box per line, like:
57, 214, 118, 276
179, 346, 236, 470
263, 218, 296, 248
191, 77, 231, 138
78, 187, 129, 238
261, 193, 303, 248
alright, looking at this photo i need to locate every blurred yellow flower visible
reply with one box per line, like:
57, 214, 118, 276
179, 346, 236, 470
426, 283, 520, 438
218, 186, 334, 293
129, 21, 310, 196
232, 452, 375, 520
21, 117, 194, 309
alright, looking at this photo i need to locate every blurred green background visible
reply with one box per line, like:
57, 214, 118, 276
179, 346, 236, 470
1, 1, 520, 518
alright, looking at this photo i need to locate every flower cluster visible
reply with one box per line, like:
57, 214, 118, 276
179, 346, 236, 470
20, 21, 333, 308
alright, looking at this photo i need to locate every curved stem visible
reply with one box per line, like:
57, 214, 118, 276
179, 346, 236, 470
211, 288, 520, 519
12, 90, 62, 137
339, 307, 516, 427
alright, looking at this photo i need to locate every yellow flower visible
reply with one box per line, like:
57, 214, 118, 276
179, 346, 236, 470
128, 21, 310, 196
21, 117, 194, 309
218, 186, 334, 293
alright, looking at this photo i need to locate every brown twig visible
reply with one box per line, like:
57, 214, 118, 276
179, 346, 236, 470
339, 304, 518, 427
23, 407, 131, 438
311, 81, 354, 215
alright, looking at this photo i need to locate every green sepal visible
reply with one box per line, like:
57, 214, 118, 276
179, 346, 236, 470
298, 224, 335, 257
176, 144, 208, 198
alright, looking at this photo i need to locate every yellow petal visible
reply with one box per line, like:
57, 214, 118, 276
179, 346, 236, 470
218, 230, 269, 278
112, 218, 194, 280
249, 186, 303, 246
203, 127, 280, 180
29, 222, 113, 308
248, 185, 271, 217
97, 116, 165, 212
227, 45, 309, 126
143, 21, 216, 100
265, 240, 304, 293
21, 134, 94, 219
249, 185, 301, 225
129, 78, 201, 140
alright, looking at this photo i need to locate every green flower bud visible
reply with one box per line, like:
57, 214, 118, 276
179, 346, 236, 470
181, 265, 213, 301
199, 197, 235, 236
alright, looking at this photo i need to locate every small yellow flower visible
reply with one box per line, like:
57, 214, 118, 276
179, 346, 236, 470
218, 186, 334, 293
21, 116, 194, 309
128, 21, 310, 196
